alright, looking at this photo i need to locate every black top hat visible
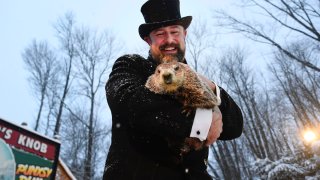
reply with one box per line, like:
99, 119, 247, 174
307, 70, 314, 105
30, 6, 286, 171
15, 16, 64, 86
139, 0, 192, 39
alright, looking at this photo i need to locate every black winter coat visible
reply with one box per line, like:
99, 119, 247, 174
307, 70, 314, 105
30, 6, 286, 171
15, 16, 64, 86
103, 54, 243, 180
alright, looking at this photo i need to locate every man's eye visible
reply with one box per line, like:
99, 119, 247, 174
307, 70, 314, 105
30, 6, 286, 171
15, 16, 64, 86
170, 30, 180, 35
156, 33, 164, 36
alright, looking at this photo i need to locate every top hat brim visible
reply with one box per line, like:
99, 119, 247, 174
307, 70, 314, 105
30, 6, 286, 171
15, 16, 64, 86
139, 16, 192, 40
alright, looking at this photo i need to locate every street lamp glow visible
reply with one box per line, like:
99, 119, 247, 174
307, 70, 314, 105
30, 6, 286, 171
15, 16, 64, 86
303, 130, 317, 142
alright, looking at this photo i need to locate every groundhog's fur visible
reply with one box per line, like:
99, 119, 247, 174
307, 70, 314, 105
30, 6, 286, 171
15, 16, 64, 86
145, 61, 220, 154
145, 61, 220, 112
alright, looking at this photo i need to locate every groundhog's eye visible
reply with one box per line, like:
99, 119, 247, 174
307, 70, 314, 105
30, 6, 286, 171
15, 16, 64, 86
174, 66, 179, 71
157, 70, 160, 74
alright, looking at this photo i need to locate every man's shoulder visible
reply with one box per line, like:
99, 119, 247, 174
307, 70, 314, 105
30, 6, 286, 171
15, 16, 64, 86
116, 54, 147, 62
113, 54, 154, 70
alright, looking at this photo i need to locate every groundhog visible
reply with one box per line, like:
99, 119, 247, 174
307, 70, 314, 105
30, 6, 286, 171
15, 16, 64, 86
145, 61, 220, 112
145, 61, 221, 154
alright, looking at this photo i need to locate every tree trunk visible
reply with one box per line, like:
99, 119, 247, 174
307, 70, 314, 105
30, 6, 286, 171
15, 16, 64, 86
54, 58, 72, 136
34, 92, 45, 131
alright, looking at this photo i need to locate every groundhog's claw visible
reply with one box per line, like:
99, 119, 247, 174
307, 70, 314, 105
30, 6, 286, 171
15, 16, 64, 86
182, 107, 193, 116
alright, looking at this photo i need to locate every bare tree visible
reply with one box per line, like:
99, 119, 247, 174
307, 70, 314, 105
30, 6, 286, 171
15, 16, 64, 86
269, 40, 320, 128
59, 105, 88, 178
186, 17, 215, 72
22, 40, 59, 131
53, 12, 77, 136
72, 26, 118, 179
183, 1, 320, 178
60, 103, 111, 179
213, 0, 320, 72
206, 46, 300, 178
221, 47, 276, 157
23, 12, 120, 179
44, 84, 59, 135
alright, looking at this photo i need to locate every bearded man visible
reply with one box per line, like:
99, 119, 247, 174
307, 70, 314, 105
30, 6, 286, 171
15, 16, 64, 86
103, 0, 243, 179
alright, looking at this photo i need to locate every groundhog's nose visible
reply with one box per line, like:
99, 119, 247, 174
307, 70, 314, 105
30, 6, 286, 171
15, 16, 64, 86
163, 73, 172, 84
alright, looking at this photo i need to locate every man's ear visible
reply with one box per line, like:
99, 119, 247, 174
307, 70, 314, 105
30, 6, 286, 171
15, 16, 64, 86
183, 29, 187, 42
144, 36, 152, 45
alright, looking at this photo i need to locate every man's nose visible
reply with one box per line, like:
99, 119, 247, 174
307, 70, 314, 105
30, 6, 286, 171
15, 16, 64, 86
165, 34, 175, 44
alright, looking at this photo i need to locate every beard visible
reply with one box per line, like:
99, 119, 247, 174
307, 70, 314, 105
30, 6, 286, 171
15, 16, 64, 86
151, 43, 185, 64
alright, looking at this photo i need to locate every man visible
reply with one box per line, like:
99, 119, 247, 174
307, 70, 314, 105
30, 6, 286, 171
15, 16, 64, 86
103, 0, 243, 179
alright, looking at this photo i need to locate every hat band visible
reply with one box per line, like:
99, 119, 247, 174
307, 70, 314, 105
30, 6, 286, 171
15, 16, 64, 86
144, 12, 181, 23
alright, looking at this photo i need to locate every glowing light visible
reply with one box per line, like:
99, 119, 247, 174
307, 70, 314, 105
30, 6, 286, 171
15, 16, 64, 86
303, 130, 317, 142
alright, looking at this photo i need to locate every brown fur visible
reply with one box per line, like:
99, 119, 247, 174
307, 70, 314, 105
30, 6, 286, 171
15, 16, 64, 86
145, 61, 220, 111
145, 61, 220, 154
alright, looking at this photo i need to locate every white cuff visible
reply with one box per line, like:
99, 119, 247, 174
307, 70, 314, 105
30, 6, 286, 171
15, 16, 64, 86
190, 108, 212, 141
212, 81, 221, 105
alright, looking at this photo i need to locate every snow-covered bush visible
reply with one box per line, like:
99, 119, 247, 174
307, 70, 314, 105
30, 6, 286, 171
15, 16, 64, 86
252, 154, 320, 179
311, 141, 320, 156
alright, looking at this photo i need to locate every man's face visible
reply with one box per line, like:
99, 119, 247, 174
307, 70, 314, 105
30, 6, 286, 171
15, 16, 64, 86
145, 25, 187, 63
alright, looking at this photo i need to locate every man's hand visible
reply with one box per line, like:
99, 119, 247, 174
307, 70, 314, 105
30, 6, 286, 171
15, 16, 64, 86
198, 74, 223, 146
184, 74, 223, 151
205, 106, 223, 146
184, 106, 223, 151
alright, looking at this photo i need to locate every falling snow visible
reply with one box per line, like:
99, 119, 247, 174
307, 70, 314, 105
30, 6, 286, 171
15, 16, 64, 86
185, 168, 189, 173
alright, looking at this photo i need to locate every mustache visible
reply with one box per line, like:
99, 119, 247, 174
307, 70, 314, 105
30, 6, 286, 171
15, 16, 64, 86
159, 43, 180, 51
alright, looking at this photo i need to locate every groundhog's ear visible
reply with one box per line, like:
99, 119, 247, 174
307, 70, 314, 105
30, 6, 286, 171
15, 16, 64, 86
179, 62, 188, 69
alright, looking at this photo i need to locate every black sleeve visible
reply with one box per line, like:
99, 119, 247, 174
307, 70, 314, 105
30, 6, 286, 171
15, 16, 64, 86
218, 87, 243, 140
106, 55, 243, 141
106, 55, 194, 139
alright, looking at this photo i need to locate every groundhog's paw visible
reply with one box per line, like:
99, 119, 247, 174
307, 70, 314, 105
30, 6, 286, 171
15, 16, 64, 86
181, 106, 194, 117
180, 137, 205, 155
